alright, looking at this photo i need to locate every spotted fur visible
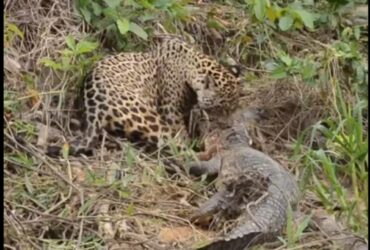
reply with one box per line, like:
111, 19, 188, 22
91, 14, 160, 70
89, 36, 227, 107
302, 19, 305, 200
70, 35, 243, 155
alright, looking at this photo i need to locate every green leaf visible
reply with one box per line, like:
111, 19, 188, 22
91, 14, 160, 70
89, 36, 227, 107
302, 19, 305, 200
328, 14, 338, 28
294, 9, 315, 29
77, 0, 90, 8
102, 7, 119, 20
154, 0, 173, 9
62, 143, 69, 160
39, 58, 63, 70
354, 26, 361, 40
24, 174, 34, 194
254, 0, 267, 21
301, 62, 317, 80
163, 17, 177, 33
7, 23, 24, 39
104, 0, 122, 8
139, 13, 159, 22
207, 18, 225, 30
303, 0, 314, 6
170, 5, 190, 20
271, 67, 288, 79
126, 203, 136, 216
65, 35, 76, 50
92, 2, 103, 16
342, 27, 352, 39
280, 54, 292, 66
94, 16, 116, 30
78, 198, 96, 214
279, 15, 294, 31
286, 206, 294, 245
61, 49, 74, 56
137, 0, 154, 9
75, 40, 99, 54
129, 22, 148, 40
125, 146, 136, 169
266, 6, 277, 22
293, 20, 304, 29
295, 215, 311, 242
61, 56, 72, 70
118, 190, 131, 198
116, 18, 130, 35
4, 100, 18, 109
79, 8, 92, 23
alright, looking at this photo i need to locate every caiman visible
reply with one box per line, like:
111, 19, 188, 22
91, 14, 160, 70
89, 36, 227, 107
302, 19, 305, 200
187, 108, 300, 250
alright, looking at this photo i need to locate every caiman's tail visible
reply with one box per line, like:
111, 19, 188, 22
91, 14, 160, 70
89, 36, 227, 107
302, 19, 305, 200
196, 181, 297, 250
197, 232, 262, 250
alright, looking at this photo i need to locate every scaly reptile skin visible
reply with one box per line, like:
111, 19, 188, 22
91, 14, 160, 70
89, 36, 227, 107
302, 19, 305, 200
188, 111, 300, 250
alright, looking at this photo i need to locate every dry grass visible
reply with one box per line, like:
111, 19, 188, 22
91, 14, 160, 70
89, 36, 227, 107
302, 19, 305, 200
4, 0, 368, 249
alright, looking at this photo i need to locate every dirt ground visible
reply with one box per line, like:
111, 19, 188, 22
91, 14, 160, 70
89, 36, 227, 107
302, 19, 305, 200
4, 0, 368, 249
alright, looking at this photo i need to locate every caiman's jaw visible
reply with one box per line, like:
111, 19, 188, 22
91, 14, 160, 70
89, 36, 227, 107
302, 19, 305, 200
223, 125, 252, 147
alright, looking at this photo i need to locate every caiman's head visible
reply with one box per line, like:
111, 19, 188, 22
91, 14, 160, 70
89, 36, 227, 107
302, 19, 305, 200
221, 107, 267, 148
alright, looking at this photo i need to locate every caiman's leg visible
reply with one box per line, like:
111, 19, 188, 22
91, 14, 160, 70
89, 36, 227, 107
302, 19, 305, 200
190, 190, 229, 223
187, 155, 222, 177
196, 145, 219, 161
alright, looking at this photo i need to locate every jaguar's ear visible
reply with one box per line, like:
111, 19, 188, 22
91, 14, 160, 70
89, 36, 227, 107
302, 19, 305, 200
151, 34, 172, 46
227, 65, 241, 77
152, 33, 183, 44
221, 57, 242, 77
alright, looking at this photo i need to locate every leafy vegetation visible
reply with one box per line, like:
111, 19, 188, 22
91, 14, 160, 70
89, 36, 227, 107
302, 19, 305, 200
4, 0, 368, 248
77, 0, 192, 49
295, 89, 368, 236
